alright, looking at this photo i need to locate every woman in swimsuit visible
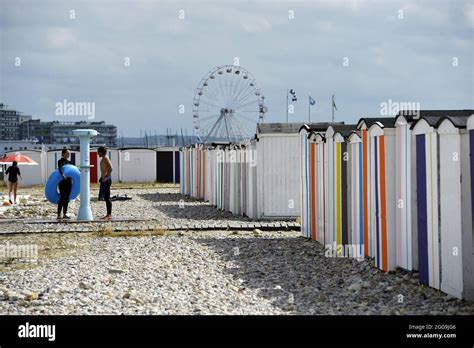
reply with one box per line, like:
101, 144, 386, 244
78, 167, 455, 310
57, 148, 72, 220
5, 161, 22, 205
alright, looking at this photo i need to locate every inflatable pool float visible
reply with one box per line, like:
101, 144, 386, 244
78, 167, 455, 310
45, 165, 81, 204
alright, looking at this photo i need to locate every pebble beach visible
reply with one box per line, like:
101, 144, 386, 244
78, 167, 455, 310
0, 185, 473, 315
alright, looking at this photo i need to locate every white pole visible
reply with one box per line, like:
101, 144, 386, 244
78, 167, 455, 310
73, 129, 98, 221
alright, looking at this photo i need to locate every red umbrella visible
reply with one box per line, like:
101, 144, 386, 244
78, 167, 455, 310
0, 153, 38, 166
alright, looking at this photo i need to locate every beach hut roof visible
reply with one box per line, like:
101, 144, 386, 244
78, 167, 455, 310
258, 122, 343, 135
118, 147, 156, 151
210, 141, 231, 146
326, 124, 358, 138
308, 131, 325, 142
357, 117, 396, 129
348, 131, 362, 142
437, 115, 473, 128
298, 122, 344, 134
410, 110, 474, 129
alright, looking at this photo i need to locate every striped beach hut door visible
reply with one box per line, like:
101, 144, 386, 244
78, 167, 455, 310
300, 129, 310, 238
395, 116, 414, 270
310, 141, 317, 241
313, 133, 326, 245
334, 133, 349, 248
361, 128, 370, 257
370, 126, 389, 271
413, 120, 440, 289
349, 133, 363, 255
323, 138, 330, 245
325, 127, 336, 245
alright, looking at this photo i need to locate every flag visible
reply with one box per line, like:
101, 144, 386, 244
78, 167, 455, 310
309, 95, 316, 106
289, 89, 297, 102
332, 95, 338, 111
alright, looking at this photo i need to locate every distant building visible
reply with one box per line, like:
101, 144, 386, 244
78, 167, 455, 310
52, 121, 117, 147
0, 103, 21, 140
20, 119, 55, 143
1, 103, 117, 147
0, 104, 33, 141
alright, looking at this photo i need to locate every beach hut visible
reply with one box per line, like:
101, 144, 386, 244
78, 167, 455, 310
299, 124, 312, 238
244, 139, 258, 219
367, 119, 397, 272
179, 147, 189, 195
437, 114, 474, 299
356, 121, 371, 258
156, 147, 180, 184
215, 145, 225, 209
299, 122, 343, 239
411, 110, 474, 292
3, 149, 47, 186
194, 144, 205, 200
256, 123, 302, 219
356, 118, 395, 260
324, 124, 356, 247
348, 132, 364, 253
412, 117, 441, 288
118, 148, 157, 183
229, 145, 242, 215
203, 146, 212, 202
394, 113, 419, 271
313, 132, 327, 245
333, 126, 356, 249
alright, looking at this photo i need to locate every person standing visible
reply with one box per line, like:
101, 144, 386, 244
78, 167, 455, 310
57, 148, 72, 220
5, 161, 22, 205
98, 146, 113, 220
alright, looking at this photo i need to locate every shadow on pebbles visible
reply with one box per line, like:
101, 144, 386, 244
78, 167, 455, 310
0, 230, 473, 315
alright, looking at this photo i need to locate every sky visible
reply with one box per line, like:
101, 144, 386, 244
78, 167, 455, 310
1, 0, 473, 137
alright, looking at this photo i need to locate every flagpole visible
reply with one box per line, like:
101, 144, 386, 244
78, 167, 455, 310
308, 94, 311, 123
286, 89, 289, 123
332, 94, 335, 123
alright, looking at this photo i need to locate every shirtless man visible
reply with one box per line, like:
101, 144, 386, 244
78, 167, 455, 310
97, 146, 113, 220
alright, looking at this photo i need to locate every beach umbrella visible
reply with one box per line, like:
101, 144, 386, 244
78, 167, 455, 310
0, 154, 38, 166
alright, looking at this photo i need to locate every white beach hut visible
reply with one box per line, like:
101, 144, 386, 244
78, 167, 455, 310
394, 113, 419, 271
256, 123, 302, 219
367, 119, 397, 272
118, 148, 157, 183
437, 114, 474, 300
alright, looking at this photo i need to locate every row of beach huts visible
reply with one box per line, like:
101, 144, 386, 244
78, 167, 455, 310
1, 147, 180, 186
180, 110, 474, 301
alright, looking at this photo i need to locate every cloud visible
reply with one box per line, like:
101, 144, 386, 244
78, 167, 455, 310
1, 0, 472, 136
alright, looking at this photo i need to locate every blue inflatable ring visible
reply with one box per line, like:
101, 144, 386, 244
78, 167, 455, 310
45, 165, 81, 204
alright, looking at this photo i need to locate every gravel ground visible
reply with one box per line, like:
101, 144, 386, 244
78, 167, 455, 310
0, 184, 473, 315
0, 230, 473, 315
0, 185, 259, 234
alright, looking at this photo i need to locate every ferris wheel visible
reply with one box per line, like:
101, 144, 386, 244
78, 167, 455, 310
192, 65, 267, 143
